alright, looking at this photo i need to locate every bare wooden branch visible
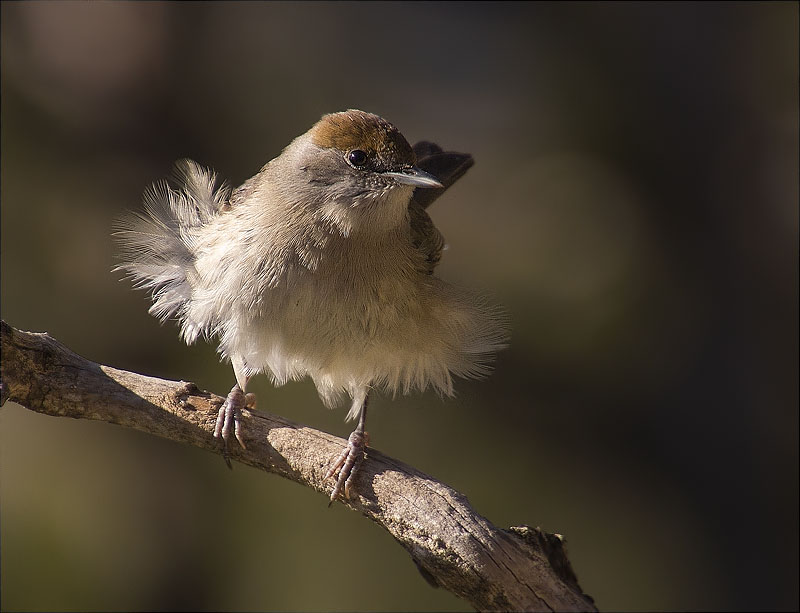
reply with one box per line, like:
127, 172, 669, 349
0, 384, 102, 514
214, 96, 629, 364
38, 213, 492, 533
0, 320, 596, 612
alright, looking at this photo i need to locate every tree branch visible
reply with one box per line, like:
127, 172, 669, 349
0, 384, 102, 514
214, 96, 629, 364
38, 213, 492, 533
0, 320, 596, 612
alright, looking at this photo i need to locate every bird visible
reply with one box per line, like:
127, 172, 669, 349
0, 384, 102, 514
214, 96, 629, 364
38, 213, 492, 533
114, 109, 508, 502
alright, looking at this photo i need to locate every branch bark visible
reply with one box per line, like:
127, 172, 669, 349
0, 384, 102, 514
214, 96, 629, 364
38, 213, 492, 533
0, 320, 596, 612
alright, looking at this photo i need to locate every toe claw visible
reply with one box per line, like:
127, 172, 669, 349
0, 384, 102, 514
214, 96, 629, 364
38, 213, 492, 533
234, 416, 247, 450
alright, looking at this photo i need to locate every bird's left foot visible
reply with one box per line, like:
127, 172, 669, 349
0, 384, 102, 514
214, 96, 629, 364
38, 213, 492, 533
325, 429, 369, 504
214, 384, 254, 468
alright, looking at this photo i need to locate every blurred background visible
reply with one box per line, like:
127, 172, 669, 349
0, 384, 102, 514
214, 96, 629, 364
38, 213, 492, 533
1, 2, 797, 611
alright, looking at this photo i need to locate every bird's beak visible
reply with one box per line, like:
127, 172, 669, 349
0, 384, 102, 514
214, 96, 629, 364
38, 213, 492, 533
383, 167, 443, 189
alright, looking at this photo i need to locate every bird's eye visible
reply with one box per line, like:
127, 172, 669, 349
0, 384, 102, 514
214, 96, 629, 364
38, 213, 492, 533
347, 149, 367, 167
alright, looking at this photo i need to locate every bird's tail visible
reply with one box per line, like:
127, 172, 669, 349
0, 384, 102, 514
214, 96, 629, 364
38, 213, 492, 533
113, 159, 230, 338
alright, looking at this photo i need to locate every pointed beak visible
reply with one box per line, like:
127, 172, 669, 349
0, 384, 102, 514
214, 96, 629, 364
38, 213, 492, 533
383, 166, 443, 189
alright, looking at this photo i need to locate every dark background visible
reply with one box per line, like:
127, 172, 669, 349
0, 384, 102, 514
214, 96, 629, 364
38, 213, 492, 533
2, 2, 797, 611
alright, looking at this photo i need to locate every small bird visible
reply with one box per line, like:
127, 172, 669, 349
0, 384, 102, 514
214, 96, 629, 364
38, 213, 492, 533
115, 110, 508, 502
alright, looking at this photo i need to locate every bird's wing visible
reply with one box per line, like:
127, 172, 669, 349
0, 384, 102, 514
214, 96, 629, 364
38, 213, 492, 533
409, 142, 474, 274
409, 201, 445, 275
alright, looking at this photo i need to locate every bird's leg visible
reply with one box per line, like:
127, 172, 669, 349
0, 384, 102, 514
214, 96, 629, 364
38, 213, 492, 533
214, 382, 249, 468
325, 393, 370, 504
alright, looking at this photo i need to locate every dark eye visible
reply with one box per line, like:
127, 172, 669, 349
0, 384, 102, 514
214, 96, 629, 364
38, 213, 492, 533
347, 149, 367, 167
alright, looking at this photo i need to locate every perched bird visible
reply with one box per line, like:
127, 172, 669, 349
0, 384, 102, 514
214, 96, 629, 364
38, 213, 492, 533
115, 110, 508, 501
